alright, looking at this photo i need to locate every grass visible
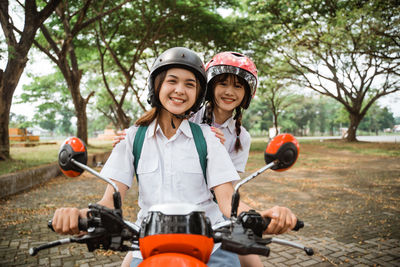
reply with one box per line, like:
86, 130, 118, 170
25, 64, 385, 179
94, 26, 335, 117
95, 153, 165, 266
246, 138, 400, 172
251, 138, 400, 157
2, 137, 399, 177
300, 139, 400, 157
0, 139, 113, 176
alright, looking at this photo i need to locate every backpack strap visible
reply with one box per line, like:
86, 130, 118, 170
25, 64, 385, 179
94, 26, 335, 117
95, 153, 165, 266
133, 125, 148, 182
189, 121, 208, 184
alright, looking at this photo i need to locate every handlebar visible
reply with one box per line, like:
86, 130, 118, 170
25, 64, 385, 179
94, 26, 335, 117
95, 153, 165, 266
237, 210, 303, 237
48, 218, 89, 232
33, 207, 313, 258
212, 210, 312, 257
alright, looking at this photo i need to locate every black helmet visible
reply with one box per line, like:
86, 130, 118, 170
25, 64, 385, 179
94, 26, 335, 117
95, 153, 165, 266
147, 47, 207, 114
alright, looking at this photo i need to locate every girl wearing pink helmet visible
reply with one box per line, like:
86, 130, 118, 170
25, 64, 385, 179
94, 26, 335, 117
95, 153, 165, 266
192, 51, 258, 174
191, 52, 263, 267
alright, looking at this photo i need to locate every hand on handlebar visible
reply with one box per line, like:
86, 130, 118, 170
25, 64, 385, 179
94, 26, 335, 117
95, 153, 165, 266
260, 206, 297, 235
52, 207, 87, 235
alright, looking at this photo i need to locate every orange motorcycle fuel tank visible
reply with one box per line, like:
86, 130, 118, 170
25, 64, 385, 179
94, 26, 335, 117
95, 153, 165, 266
138, 203, 214, 267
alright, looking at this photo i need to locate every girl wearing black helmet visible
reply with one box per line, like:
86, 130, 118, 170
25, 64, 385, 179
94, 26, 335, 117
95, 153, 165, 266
51, 47, 297, 267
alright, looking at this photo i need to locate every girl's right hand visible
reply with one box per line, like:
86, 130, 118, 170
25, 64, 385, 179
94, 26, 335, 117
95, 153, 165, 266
52, 207, 86, 235
112, 130, 126, 147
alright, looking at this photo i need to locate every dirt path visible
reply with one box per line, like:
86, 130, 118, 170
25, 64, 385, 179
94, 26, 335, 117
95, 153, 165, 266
241, 142, 400, 244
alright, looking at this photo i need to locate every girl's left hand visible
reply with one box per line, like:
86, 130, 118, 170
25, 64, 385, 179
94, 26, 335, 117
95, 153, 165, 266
211, 126, 226, 145
260, 206, 297, 235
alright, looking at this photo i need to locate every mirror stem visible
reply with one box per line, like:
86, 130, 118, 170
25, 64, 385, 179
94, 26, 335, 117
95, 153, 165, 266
71, 159, 119, 193
113, 192, 122, 210
234, 161, 276, 193
230, 161, 276, 219
230, 191, 240, 218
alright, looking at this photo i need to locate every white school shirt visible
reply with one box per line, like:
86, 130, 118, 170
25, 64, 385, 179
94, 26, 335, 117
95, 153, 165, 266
100, 119, 240, 226
191, 106, 251, 173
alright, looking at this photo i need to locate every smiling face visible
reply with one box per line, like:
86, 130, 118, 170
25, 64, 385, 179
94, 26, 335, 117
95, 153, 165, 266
158, 68, 198, 116
213, 74, 246, 113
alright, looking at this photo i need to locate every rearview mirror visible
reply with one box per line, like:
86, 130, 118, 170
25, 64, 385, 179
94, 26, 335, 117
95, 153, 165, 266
58, 137, 87, 177
264, 134, 299, 172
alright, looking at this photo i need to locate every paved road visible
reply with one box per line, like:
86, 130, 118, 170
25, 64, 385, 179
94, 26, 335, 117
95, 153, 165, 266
0, 143, 399, 266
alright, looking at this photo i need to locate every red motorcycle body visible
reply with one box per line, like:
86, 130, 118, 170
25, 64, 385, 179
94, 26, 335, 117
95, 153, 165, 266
139, 234, 213, 267
138, 204, 214, 266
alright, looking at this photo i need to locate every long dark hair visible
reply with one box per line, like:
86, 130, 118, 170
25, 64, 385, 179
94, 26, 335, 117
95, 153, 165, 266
202, 73, 250, 152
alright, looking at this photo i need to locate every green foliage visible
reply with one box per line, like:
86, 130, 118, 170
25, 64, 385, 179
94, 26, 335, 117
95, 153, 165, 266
244, 0, 400, 141
9, 113, 33, 129
90, 0, 244, 129
18, 72, 74, 135
359, 104, 395, 133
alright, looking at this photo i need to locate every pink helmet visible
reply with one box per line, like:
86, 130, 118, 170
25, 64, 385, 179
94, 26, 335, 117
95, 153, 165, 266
205, 52, 258, 109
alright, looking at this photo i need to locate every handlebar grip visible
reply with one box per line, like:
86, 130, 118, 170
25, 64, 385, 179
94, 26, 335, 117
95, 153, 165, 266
293, 220, 304, 231
47, 218, 89, 232
262, 218, 304, 232
48, 220, 54, 231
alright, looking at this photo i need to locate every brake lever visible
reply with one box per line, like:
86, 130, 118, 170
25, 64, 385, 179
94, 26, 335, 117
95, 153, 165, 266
217, 221, 270, 257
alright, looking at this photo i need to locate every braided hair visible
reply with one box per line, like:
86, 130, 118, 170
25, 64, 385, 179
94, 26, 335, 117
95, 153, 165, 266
233, 106, 243, 152
202, 73, 250, 152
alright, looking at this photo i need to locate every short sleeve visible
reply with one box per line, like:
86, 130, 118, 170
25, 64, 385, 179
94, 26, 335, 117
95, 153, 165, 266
229, 127, 251, 173
99, 126, 138, 188
201, 125, 240, 189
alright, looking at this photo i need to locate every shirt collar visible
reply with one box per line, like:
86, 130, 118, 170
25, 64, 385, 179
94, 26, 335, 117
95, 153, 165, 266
214, 115, 235, 134
179, 119, 193, 138
146, 119, 193, 139
146, 120, 158, 139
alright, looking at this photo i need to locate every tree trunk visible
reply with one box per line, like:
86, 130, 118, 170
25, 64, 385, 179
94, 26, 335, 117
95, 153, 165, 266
346, 113, 362, 142
116, 107, 131, 130
273, 115, 279, 137
67, 79, 89, 145
76, 102, 88, 145
0, 58, 28, 160
0, 94, 11, 160
0, 0, 61, 160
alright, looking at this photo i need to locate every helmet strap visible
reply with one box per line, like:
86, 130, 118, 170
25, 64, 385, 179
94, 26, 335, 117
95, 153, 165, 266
171, 118, 176, 129
160, 106, 193, 129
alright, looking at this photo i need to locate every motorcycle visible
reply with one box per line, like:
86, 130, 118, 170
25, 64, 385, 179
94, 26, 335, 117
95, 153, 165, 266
29, 134, 314, 266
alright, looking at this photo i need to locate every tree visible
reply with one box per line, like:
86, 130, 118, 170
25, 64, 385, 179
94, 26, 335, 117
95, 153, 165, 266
359, 104, 395, 134
242, 96, 273, 135
32, 0, 129, 144
258, 74, 298, 137
246, 0, 400, 141
0, 0, 61, 160
18, 71, 75, 135
9, 113, 32, 129
94, 0, 241, 130
281, 95, 318, 136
